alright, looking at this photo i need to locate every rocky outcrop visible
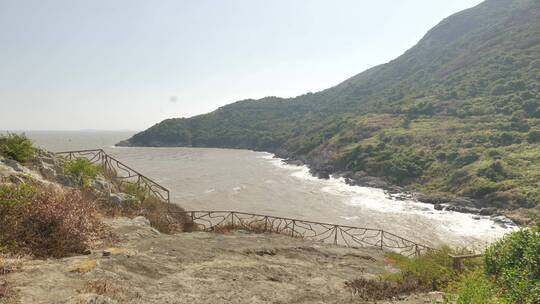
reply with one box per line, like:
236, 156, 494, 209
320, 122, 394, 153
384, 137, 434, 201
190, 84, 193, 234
2, 217, 443, 304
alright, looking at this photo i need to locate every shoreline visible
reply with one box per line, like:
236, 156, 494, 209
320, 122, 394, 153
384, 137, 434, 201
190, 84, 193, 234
114, 142, 518, 228
266, 151, 517, 229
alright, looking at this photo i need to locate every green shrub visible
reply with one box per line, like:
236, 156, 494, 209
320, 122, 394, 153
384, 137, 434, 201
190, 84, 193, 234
477, 160, 510, 182
63, 159, 100, 188
0, 133, 35, 162
384, 150, 433, 183
384, 247, 456, 291
461, 177, 500, 198
527, 130, 540, 143
484, 222, 540, 304
0, 183, 36, 207
451, 270, 503, 304
121, 181, 147, 201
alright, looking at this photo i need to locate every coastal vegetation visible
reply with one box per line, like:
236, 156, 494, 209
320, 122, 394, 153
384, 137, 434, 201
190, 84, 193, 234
63, 159, 100, 188
120, 0, 540, 219
0, 137, 189, 259
0, 133, 34, 163
0, 183, 104, 258
381, 222, 540, 303
1, 134, 539, 302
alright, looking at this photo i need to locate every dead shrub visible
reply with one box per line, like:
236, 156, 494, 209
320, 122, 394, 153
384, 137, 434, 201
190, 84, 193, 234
0, 258, 20, 276
139, 196, 193, 233
212, 222, 268, 234
0, 186, 107, 258
97, 193, 193, 234
345, 277, 418, 300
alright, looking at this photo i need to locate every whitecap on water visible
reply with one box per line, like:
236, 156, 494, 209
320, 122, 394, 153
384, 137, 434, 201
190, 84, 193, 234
260, 152, 517, 247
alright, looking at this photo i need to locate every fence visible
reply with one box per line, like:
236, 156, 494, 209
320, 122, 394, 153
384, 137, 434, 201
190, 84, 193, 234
56, 149, 170, 205
56, 149, 433, 257
177, 210, 433, 256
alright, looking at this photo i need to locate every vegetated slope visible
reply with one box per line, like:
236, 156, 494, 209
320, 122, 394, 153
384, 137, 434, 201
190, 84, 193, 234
120, 0, 540, 212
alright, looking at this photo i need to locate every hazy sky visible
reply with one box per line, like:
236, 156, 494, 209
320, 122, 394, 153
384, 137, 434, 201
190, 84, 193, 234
1, 0, 483, 131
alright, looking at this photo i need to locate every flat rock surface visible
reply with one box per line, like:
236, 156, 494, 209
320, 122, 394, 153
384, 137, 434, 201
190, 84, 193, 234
2, 217, 441, 304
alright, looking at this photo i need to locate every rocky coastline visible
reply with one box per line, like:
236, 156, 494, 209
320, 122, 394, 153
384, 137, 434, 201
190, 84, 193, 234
273, 150, 518, 227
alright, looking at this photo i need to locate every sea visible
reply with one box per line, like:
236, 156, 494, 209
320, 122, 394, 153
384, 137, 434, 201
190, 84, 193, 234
21, 130, 517, 249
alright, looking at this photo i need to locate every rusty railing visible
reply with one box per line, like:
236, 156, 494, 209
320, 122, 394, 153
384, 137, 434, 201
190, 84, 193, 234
178, 210, 433, 256
56, 149, 170, 205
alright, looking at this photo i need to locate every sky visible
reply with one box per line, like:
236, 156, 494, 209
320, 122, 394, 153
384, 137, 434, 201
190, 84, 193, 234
0, 0, 484, 131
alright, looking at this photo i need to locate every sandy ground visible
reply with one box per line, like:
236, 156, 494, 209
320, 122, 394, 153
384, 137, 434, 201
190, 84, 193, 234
1, 217, 445, 304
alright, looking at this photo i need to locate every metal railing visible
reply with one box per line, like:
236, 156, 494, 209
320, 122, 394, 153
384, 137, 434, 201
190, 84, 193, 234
178, 210, 433, 256
56, 149, 433, 256
56, 149, 170, 205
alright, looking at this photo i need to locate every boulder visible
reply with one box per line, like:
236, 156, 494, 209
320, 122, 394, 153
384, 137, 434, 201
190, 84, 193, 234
108, 192, 137, 206
3, 158, 25, 172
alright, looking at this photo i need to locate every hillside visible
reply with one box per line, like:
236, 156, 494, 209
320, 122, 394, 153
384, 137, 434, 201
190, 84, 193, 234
119, 0, 540, 215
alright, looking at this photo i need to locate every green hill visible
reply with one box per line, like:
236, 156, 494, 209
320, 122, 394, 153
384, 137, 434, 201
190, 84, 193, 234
120, 0, 540, 215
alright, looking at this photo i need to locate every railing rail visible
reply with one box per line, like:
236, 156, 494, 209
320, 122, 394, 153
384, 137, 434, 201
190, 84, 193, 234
177, 210, 434, 256
56, 149, 434, 257
56, 149, 170, 204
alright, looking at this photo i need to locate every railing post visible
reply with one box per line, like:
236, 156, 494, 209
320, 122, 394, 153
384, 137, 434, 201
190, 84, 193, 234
264, 216, 268, 232
231, 212, 235, 227
291, 220, 295, 237
380, 231, 384, 250
334, 225, 338, 245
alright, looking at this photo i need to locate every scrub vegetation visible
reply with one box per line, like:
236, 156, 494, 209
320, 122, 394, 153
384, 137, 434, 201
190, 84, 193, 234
378, 222, 540, 303
0, 133, 34, 162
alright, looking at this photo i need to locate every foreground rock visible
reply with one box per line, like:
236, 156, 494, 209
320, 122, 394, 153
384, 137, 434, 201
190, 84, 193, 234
3, 217, 443, 304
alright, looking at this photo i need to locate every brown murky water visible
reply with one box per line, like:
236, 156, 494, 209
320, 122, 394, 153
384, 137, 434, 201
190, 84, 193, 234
25, 130, 516, 249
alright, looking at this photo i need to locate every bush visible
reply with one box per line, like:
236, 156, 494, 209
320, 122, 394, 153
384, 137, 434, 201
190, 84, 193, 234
477, 160, 510, 182
384, 150, 433, 183
63, 159, 100, 188
0, 183, 36, 207
527, 130, 540, 143
384, 247, 457, 291
0, 133, 35, 162
451, 270, 502, 304
484, 222, 540, 304
0, 185, 105, 258
461, 177, 501, 198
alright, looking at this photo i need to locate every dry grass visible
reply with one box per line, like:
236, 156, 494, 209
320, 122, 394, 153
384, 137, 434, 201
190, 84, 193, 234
0, 280, 10, 301
77, 279, 141, 302
0, 186, 109, 258
0, 258, 20, 303
0, 258, 20, 276
345, 277, 419, 300
210, 221, 306, 240
212, 222, 269, 234
78, 279, 125, 296
97, 193, 193, 234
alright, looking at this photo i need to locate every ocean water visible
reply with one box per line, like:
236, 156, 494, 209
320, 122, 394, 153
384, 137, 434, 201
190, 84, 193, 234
24, 130, 517, 249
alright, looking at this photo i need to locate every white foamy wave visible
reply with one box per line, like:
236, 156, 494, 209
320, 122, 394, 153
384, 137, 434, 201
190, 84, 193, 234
261, 152, 517, 247
232, 185, 246, 193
